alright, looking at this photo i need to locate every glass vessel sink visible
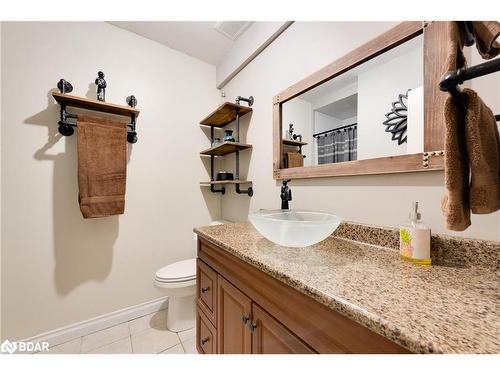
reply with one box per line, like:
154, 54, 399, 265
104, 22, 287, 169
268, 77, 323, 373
248, 209, 342, 247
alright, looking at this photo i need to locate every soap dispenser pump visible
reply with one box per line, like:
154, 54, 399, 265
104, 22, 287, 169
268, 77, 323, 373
399, 202, 431, 265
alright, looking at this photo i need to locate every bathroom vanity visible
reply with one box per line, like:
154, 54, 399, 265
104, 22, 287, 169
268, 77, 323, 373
194, 222, 499, 354
196, 238, 407, 353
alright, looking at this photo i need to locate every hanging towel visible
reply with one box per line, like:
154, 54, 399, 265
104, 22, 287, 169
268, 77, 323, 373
442, 22, 470, 231
442, 96, 471, 231
463, 88, 500, 214
471, 21, 500, 59
77, 115, 127, 218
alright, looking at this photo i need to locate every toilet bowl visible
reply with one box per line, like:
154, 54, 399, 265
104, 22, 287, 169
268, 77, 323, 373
154, 258, 196, 332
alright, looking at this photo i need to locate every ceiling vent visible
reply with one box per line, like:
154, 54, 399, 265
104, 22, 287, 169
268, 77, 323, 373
214, 21, 253, 41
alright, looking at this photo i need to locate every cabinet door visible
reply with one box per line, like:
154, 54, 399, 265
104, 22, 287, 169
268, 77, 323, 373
251, 304, 315, 354
217, 275, 252, 354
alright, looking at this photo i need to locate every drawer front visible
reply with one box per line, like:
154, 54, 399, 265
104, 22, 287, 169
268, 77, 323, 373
197, 309, 217, 354
197, 258, 217, 326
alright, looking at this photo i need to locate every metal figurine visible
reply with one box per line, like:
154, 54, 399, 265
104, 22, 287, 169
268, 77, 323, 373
95, 71, 107, 101
57, 79, 73, 94
126, 95, 137, 108
288, 123, 294, 140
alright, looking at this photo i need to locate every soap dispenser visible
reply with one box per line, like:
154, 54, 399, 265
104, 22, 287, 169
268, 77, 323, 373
399, 202, 431, 265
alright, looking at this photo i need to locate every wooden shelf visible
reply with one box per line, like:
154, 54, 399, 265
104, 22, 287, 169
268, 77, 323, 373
283, 139, 308, 146
200, 141, 252, 156
200, 180, 252, 186
200, 102, 252, 127
52, 92, 140, 118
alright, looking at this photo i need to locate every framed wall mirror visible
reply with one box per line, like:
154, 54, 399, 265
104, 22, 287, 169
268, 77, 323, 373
273, 21, 448, 180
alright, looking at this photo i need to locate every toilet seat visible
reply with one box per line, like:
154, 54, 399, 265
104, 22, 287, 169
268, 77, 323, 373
155, 258, 196, 287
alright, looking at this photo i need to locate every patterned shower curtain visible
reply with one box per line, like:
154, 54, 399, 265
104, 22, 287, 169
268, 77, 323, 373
317, 126, 357, 165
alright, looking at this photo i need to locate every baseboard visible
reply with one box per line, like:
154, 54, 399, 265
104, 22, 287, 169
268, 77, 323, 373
22, 297, 168, 348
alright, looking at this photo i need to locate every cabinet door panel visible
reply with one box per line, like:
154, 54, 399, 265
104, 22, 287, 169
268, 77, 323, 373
217, 275, 252, 354
252, 304, 315, 354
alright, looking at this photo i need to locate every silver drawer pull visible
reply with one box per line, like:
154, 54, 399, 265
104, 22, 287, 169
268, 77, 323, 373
249, 322, 257, 332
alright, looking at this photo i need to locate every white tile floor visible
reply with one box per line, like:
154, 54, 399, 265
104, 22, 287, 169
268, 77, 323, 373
37, 309, 197, 354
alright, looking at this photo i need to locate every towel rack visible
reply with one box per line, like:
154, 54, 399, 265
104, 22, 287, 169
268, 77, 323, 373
439, 23, 500, 122
53, 79, 140, 143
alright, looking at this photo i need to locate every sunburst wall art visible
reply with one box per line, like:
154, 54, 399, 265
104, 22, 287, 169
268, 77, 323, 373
382, 90, 409, 145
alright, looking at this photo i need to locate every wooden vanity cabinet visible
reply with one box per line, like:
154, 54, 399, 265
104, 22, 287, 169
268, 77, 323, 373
196, 238, 410, 354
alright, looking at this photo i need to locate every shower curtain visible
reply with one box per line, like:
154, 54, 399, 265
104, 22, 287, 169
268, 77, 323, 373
317, 126, 357, 165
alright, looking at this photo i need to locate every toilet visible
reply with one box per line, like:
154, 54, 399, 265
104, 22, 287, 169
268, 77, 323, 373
155, 222, 227, 332
154, 258, 196, 332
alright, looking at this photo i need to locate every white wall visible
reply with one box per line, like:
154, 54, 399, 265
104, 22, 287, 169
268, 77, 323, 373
468, 48, 500, 116
357, 39, 423, 159
1, 22, 220, 340
314, 112, 342, 133
220, 21, 500, 241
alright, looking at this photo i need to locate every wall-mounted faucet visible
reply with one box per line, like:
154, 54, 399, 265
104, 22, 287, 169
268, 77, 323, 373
280, 180, 292, 210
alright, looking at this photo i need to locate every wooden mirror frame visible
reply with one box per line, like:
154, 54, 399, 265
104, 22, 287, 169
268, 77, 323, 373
273, 21, 447, 180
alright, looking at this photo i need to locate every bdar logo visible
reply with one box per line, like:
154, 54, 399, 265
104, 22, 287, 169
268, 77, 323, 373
1, 340, 18, 354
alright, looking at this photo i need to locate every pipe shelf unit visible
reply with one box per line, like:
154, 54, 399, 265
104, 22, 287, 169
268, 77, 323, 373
199, 96, 254, 196
282, 138, 308, 147
200, 180, 252, 185
200, 102, 253, 127
200, 141, 252, 157
52, 92, 140, 143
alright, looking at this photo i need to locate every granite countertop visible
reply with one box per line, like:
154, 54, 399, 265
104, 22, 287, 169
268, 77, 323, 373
194, 222, 500, 354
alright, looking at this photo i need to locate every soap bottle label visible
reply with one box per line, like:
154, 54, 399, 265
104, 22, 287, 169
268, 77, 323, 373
399, 227, 431, 265
400, 228, 413, 258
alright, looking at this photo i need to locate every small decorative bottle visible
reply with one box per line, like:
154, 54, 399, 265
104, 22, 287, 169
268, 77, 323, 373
399, 202, 431, 265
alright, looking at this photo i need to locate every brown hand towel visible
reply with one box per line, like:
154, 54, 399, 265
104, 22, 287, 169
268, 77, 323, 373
77, 115, 127, 218
463, 88, 500, 214
471, 21, 500, 59
442, 21, 470, 231
442, 96, 471, 231
285, 151, 304, 168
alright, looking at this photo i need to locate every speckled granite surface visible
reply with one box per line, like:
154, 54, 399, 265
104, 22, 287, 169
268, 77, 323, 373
335, 222, 500, 269
194, 222, 500, 354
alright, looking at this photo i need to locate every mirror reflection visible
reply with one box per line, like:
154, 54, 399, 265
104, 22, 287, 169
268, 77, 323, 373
282, 35, 423, 168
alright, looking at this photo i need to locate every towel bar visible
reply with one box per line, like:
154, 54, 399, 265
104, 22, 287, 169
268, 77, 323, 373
53, 79, 140, 144
439, 23, 500, 122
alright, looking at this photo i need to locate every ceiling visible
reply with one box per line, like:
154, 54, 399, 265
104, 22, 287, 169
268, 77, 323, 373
109, 21, 253, 65
316, 94, 358, 120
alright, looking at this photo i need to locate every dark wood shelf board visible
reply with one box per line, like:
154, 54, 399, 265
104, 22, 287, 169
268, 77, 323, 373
283, 139, 308, 146
200, 102, 252, 127
52, 92, 140, 117
200, 142, 252, 156
200, 180, 252, 186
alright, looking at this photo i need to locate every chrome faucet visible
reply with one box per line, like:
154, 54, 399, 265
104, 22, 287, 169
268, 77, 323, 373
280, 180, 292, 210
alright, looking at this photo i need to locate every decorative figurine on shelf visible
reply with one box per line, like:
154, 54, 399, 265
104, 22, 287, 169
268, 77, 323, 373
95, 71, 107, 102
57, 78, 73, 94
223, 129, 235, 142
288, 123, 294, 140
126, 95, 137, 108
